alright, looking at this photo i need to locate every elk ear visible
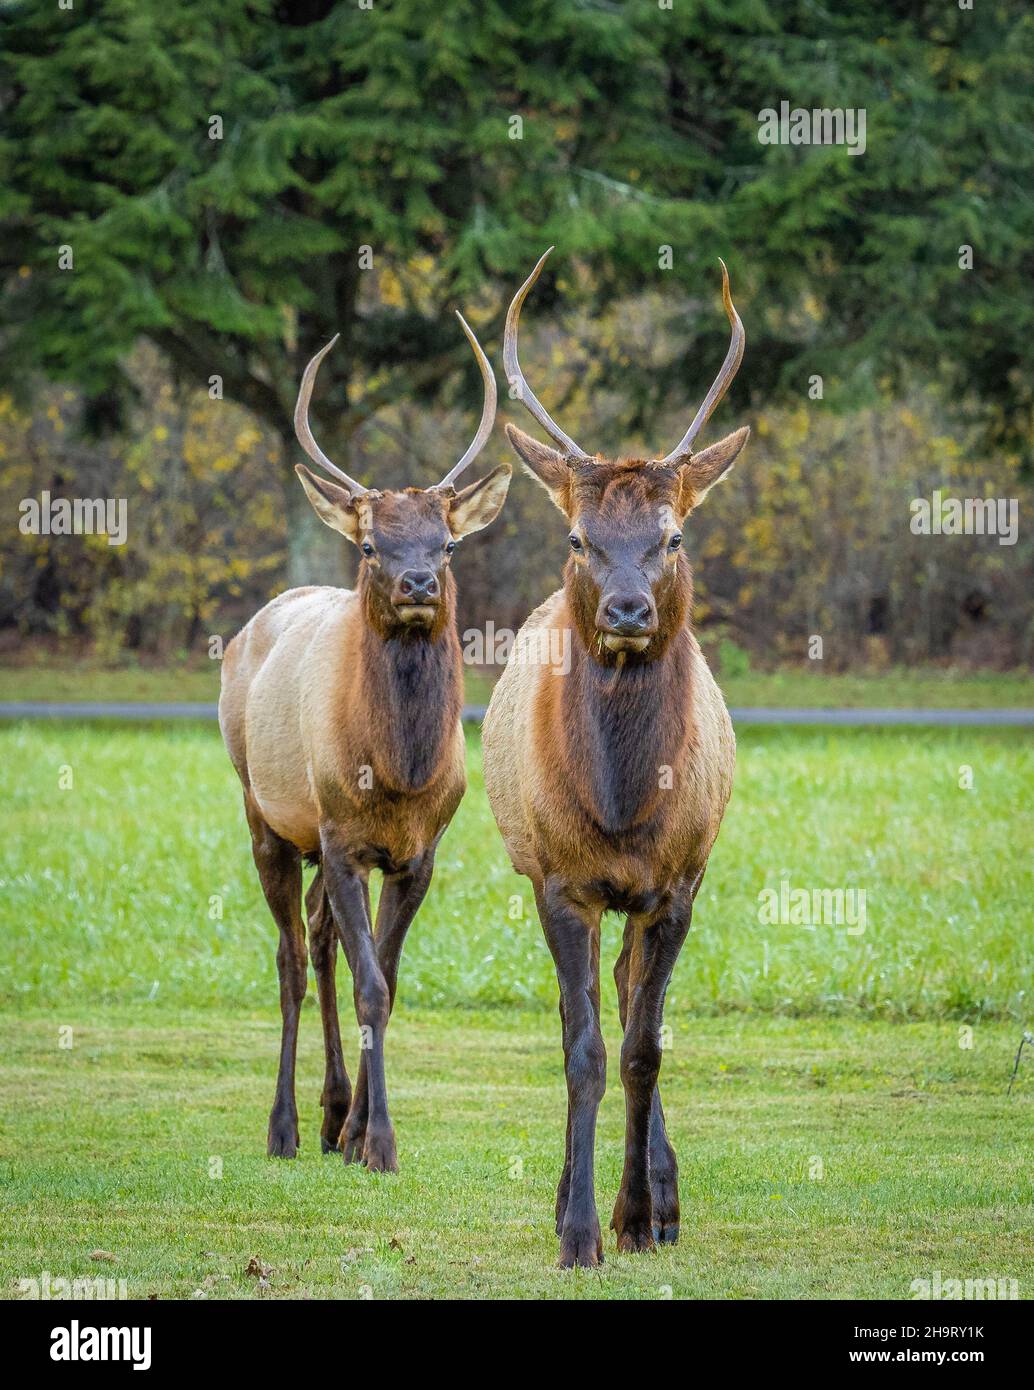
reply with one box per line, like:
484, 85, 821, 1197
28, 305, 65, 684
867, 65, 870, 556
448, 463, 512, 538
505, 423, 572, 512
673, 426, 750, 514
295, 463, 361, 543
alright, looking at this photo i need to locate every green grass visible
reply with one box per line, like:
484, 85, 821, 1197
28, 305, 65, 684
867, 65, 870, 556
2, 721, 1031, 1298
1, 656, 1032, 708
1, 722, 1031, 1019
1, 1009, 1031, 1299
0, 660, 223, 703
0, 660, 494, 708
715, 666, 1034, 709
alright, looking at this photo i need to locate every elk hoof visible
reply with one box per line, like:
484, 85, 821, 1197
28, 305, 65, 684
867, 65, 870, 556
341, 1129, 365, 1164
320, 1104, 349, 1154
611, 1194, 656, 1254
267, 1117, 300, 1159
615, 1221, 656, 1254
653, 1219, 680, 1245
650, 1173, 680, 1244
361, 1128, 398, 1174
558, 1221, 603, 1269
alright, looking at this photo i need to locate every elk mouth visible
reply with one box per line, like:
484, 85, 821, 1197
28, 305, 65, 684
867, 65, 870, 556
599, 631, 652, 653
393, 600, 439, 626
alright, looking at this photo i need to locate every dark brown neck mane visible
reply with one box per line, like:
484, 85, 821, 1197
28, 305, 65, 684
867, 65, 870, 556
356, 567, 463, 794
560, 559, 694, 836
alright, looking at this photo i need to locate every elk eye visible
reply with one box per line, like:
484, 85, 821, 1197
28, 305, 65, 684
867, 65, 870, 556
445, 540, 456, 555
668, 533, 682, 551
569, 534, 583, 552
361, 541, 375, 558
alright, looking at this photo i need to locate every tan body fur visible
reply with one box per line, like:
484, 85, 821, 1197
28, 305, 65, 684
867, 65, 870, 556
220, 585, 465, 867
484, 587, 734, 901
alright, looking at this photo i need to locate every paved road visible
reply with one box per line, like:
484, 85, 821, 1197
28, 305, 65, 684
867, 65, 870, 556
1, 701, 1032, 726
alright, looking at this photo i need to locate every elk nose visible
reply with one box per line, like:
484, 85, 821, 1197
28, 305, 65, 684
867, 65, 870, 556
398, 570, 439, 602
602, 597, 653, 635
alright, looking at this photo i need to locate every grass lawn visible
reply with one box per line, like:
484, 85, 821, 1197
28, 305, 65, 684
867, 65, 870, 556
0, 721, 1031, 1299
0, 661, 223, 705
716, 666, 1034, 710
1, 1009, 1031, 1300
1, 723, 1030, 1018
1, 655, 1032, 708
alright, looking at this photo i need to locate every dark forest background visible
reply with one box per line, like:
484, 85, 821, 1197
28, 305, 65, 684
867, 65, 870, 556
1, 0, 1031, 671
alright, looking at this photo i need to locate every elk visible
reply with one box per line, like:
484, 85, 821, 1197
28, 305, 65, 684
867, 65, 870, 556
219, 314, 510, 1170
482, 250, 748, 1266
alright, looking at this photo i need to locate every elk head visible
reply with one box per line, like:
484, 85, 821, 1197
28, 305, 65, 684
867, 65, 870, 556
294, 314, 511, 631
503, 249, 749, 660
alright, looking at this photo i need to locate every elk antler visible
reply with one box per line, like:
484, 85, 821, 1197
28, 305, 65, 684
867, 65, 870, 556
294, 336, 369, 495
657, 259, 745, 464
504, 247, 590, 461
436, 311, 498, 489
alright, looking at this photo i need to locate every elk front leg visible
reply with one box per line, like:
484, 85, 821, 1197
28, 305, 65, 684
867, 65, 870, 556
553, 923, 601, 1237
341, 846, 436, 1163
320, 826, 397, 1172
245, 797, 307, 1159
305, 871, 352, 1153
553, 992, 573, 1236
611, 880, 695, 1253
537, 877, 606, 1268
614, 919, 679, 1244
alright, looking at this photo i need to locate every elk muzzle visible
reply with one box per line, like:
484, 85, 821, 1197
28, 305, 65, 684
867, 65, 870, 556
392, 569, 441, 624
596, 586, 657, 652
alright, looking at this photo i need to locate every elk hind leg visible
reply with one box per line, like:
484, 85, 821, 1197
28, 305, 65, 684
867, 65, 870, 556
246, 796, 307, 1158
612, 888, 693, 1252
320, 827, 397, 1173
306, 865, 352, 1153
614, 920, 680, 1244
343, 848, 435, 1163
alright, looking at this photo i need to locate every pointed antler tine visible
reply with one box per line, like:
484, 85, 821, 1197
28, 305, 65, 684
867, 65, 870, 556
436, 310, 498, 489
503, 248, 589, 460
658, 258, 745, 464
294, 335, 368, 494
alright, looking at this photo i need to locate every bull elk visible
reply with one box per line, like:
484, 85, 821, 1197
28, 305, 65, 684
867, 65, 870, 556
219, 314, 510, 1170
483, 249, 748, 1266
